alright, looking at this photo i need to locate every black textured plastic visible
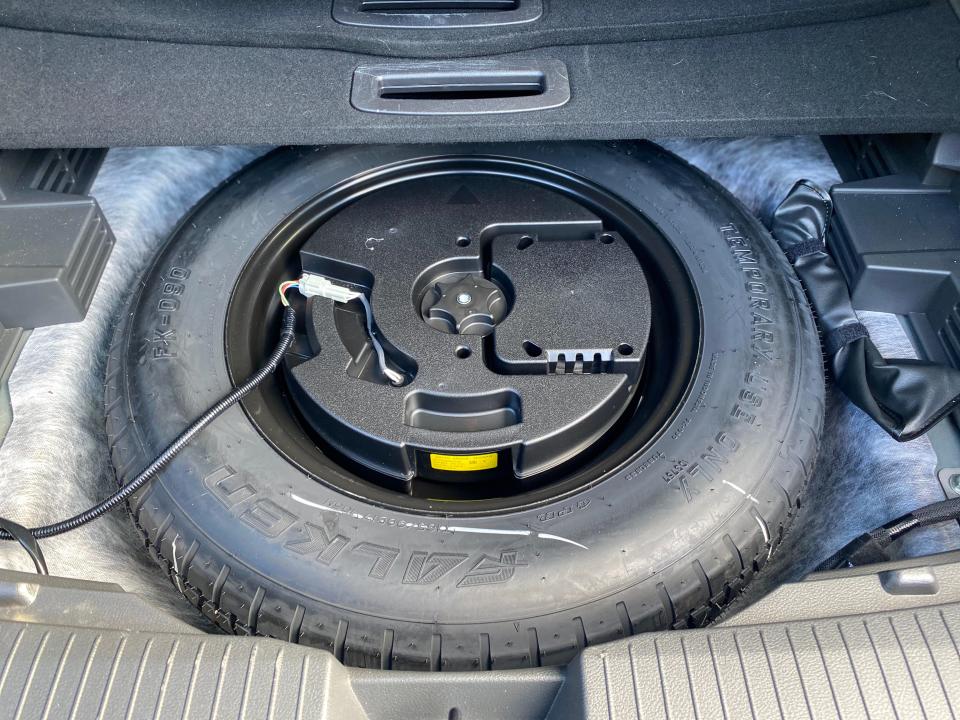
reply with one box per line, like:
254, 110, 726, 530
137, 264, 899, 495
0, 148, 112, 329
289, 173, 651, 482
829, 175, 960, 369
0, 197, 114, 328
774, 179, 960, 441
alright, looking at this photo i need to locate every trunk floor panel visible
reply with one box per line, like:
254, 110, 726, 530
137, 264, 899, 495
4, 560, 960, 718
0, 138, 953, 631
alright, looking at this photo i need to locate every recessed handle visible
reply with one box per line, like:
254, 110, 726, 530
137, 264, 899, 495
359, 1, 519, 10
333, 0, 541, 28
351, 61, 570, 115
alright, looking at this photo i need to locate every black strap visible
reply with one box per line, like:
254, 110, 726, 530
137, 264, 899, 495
824, 322, 870, 356
0, 517, 48, 574
784, 237, 823, 264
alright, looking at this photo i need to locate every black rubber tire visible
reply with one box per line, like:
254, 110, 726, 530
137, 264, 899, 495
105, 142, 824, 670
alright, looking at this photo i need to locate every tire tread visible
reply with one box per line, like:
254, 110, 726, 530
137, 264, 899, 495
103, 145, 824, 671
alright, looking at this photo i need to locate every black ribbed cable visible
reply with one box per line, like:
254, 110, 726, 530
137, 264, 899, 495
883, 496, 960, 539
0, 306, 295, 542
818, 495, 960, 570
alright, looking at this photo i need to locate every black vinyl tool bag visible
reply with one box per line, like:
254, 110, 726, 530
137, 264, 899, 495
771, 180, 960, 442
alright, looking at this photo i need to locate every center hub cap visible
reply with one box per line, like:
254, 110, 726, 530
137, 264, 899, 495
421, 272, 507, 336
284, 174, 653, 489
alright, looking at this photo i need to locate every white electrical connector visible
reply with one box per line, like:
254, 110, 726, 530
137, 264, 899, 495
295, 272, 405, 386
297, 273, 363, 304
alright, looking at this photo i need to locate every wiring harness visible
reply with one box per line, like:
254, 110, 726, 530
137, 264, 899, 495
289, 273, 404, 386
819, 496, 960, 570
0, 283, 300, 573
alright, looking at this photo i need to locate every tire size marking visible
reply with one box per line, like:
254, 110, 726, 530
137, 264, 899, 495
202, 466, 525, 588
147, 266, 191, 360
624, 451, 665, 481
671, 349, 723, 440
690, 351, 722, 414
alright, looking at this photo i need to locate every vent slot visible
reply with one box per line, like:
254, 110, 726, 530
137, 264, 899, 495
24, 149, 104, 195
334, 0, 540, 28
547, 349, 614, 375
352, 61, 569, 115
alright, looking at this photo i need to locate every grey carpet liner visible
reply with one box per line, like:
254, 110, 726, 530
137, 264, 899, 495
0, 0, 924, 58
2, 2, 960, 148
0, 137, 956, 637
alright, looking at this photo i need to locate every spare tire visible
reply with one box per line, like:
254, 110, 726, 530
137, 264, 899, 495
105, 142, 823, 670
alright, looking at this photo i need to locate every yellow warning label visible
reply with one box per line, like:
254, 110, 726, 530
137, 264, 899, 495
429, 452, 498, 472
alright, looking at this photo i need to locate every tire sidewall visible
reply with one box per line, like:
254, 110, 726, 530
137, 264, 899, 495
118, 142, 816, 626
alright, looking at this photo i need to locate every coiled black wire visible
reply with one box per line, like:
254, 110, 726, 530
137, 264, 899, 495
0, 306, 296, 542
